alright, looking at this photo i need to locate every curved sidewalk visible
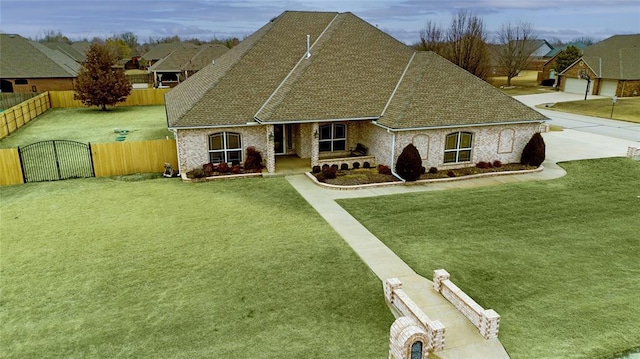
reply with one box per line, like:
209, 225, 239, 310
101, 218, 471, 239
286, 129, 636, 358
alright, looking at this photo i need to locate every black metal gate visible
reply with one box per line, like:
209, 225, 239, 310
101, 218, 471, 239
18, 140, 95, 183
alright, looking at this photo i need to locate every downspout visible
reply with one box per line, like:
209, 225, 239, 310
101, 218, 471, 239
389, 130, 405, 183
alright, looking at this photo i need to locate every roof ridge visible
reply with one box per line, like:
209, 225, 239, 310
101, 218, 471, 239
254, 13, 346, 121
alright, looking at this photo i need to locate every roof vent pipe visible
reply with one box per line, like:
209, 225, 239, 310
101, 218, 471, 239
305, 34, 311, 59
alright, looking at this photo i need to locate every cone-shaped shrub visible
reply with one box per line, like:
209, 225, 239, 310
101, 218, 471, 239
520, 132, 546, 167
395, 143, 422, 181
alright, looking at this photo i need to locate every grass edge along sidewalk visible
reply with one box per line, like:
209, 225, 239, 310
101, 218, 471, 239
337, 158, 640, 359
0, 176, 393, 358
538, 97, 640, 124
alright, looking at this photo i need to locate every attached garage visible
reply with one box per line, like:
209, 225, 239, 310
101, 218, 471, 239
599, 79, 618, 97
564, 78, 595, 95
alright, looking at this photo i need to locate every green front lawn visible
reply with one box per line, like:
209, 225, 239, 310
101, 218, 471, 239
0, 105, 171, 149
338, 158, 640, 359
1, 176, 393, 358
539, 98, 640, 123
489, 70, 556, 96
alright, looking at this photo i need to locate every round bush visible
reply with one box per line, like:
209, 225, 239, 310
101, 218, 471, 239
493, 160, 503, 168
521, 132, 546, 167
428, 167, 438, 174
395, 143, 422, 181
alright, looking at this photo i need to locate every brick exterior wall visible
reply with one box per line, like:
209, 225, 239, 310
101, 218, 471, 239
5, 78, 75, 93
618, 80, 640, 97
176, 126, 268, 174
559, 60, 597, 93
177, 121, 539, 174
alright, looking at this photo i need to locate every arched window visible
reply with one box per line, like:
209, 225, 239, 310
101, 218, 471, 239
444, 131, 473, 163
410, 340, 423, 359
209, 132, 242, 164
319, 123, 346, 152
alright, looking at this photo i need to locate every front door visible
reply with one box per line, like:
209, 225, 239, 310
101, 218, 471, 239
274, 124, 292, 155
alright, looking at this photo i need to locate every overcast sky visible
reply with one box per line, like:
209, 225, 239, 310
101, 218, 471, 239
1, 0, 639, 45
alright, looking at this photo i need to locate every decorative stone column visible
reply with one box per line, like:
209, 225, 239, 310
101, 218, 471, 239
266, 124, 275, 173
481, 309, 500, 339
384, 277, 403, 304
433, 269, 450, 292
311, 122, 319, 167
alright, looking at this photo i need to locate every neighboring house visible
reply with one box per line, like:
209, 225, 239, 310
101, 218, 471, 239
530, 39, 554, 58
70, 41, 91, 55
42, 41, 87, 63
149, 43, 228, 87
141, 42, 183, 67
538, 42, 587, 83
0, 33, 79, 93
165, 11, 546, 175
558, 34, 640, 97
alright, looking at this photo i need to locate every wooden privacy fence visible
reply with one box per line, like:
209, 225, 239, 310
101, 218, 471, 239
91, 139, 177, 177
49, 88, 170, 108
0, 93, 51, 140
0, 148, 24, 186
0, 139, 178, 186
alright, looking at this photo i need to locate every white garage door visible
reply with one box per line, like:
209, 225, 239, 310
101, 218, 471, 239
599, 80, 618, 97
564, 78, 594, 95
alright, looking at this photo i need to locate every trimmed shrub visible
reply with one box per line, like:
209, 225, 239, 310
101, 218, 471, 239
521, 132, 546, 167
476, 161, 490, 169
312, 165, 321, 173
331, 164, 339, 171
363, 161, 370, 169
378, 164, 391, 175
231, 165, 242, 174
186, 168, 205, 179
493, 160, 503, 168
217, 162, 230, 173
487, 161, 494, 168
322, 166, 337, 179
447, 170, 456, 177
340, 163, 349, 171
243, 146, 263, 171
322, 164, 330, 170
541, 79, 555, 86
352, 162, 360, 169
202, 162, 215, 177
428, 167, 438, 174
395, 143, 422, 181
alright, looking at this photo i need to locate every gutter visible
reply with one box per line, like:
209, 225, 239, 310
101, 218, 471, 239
372, 119, 546, 132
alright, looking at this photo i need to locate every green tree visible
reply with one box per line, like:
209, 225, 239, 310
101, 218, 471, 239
105, 38, 131, 60
73, 43, 131, 111
554, 45, 582, 74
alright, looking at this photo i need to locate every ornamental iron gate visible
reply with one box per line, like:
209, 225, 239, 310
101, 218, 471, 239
18, 140, 95, 183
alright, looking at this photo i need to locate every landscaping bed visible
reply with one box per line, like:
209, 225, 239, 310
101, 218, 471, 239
314, 162, 537, 186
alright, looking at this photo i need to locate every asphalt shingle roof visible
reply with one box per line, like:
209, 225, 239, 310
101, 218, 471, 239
166, 11, 546, 129
0, 34, 79, 78
581, 34, 640, 79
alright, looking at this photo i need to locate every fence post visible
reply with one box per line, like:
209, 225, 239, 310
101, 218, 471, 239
433, 269, 450, 292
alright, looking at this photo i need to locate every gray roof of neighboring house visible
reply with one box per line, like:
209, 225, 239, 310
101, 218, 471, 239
0, 34, 79, 78
581, 34, 640, 79
165, 11, 546, 129
43, 42, 86, 62
71, 41, 91, 54
149, 43, 229, 72
142, 42, 183, 61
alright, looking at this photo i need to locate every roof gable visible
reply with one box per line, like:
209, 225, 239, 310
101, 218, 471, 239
0, 34, 79, 78
581, 34, 640, 79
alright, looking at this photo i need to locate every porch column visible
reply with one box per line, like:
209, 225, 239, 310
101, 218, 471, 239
266, 124, 275, 173
311, 122, 319, 167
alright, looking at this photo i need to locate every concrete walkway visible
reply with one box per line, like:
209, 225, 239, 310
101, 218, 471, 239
286, 127, 637, 358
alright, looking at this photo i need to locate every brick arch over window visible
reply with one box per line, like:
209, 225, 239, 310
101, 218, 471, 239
209, 132, 242, 164
498, 128, 515, 154
443, 131, 473, 163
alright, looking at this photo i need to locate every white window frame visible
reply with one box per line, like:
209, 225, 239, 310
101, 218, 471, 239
318, 123, 346, 152
208, 132, 242, 164
443, 131, 473, 163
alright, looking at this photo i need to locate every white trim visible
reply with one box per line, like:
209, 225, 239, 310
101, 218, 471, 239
257, 116, 379, 125
168, 122, 260, 131
372, 119, 545, 132
381, 51, 416, 117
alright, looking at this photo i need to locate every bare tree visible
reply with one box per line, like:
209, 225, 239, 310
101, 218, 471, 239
571, 36, 599, 46
416, 10, 490, 80
495, 22, 537, 87
417, 21, 445, 53
446, 10, 490, 80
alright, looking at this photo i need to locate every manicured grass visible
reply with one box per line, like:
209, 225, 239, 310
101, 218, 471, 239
1, 176, 393, 358
489, 70, 556, 96
338, 158, 640, 359
0, 105, 171, 149
540, 98, 640, 123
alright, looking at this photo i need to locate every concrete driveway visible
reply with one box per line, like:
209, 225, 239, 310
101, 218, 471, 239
515, 93, 640, 143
